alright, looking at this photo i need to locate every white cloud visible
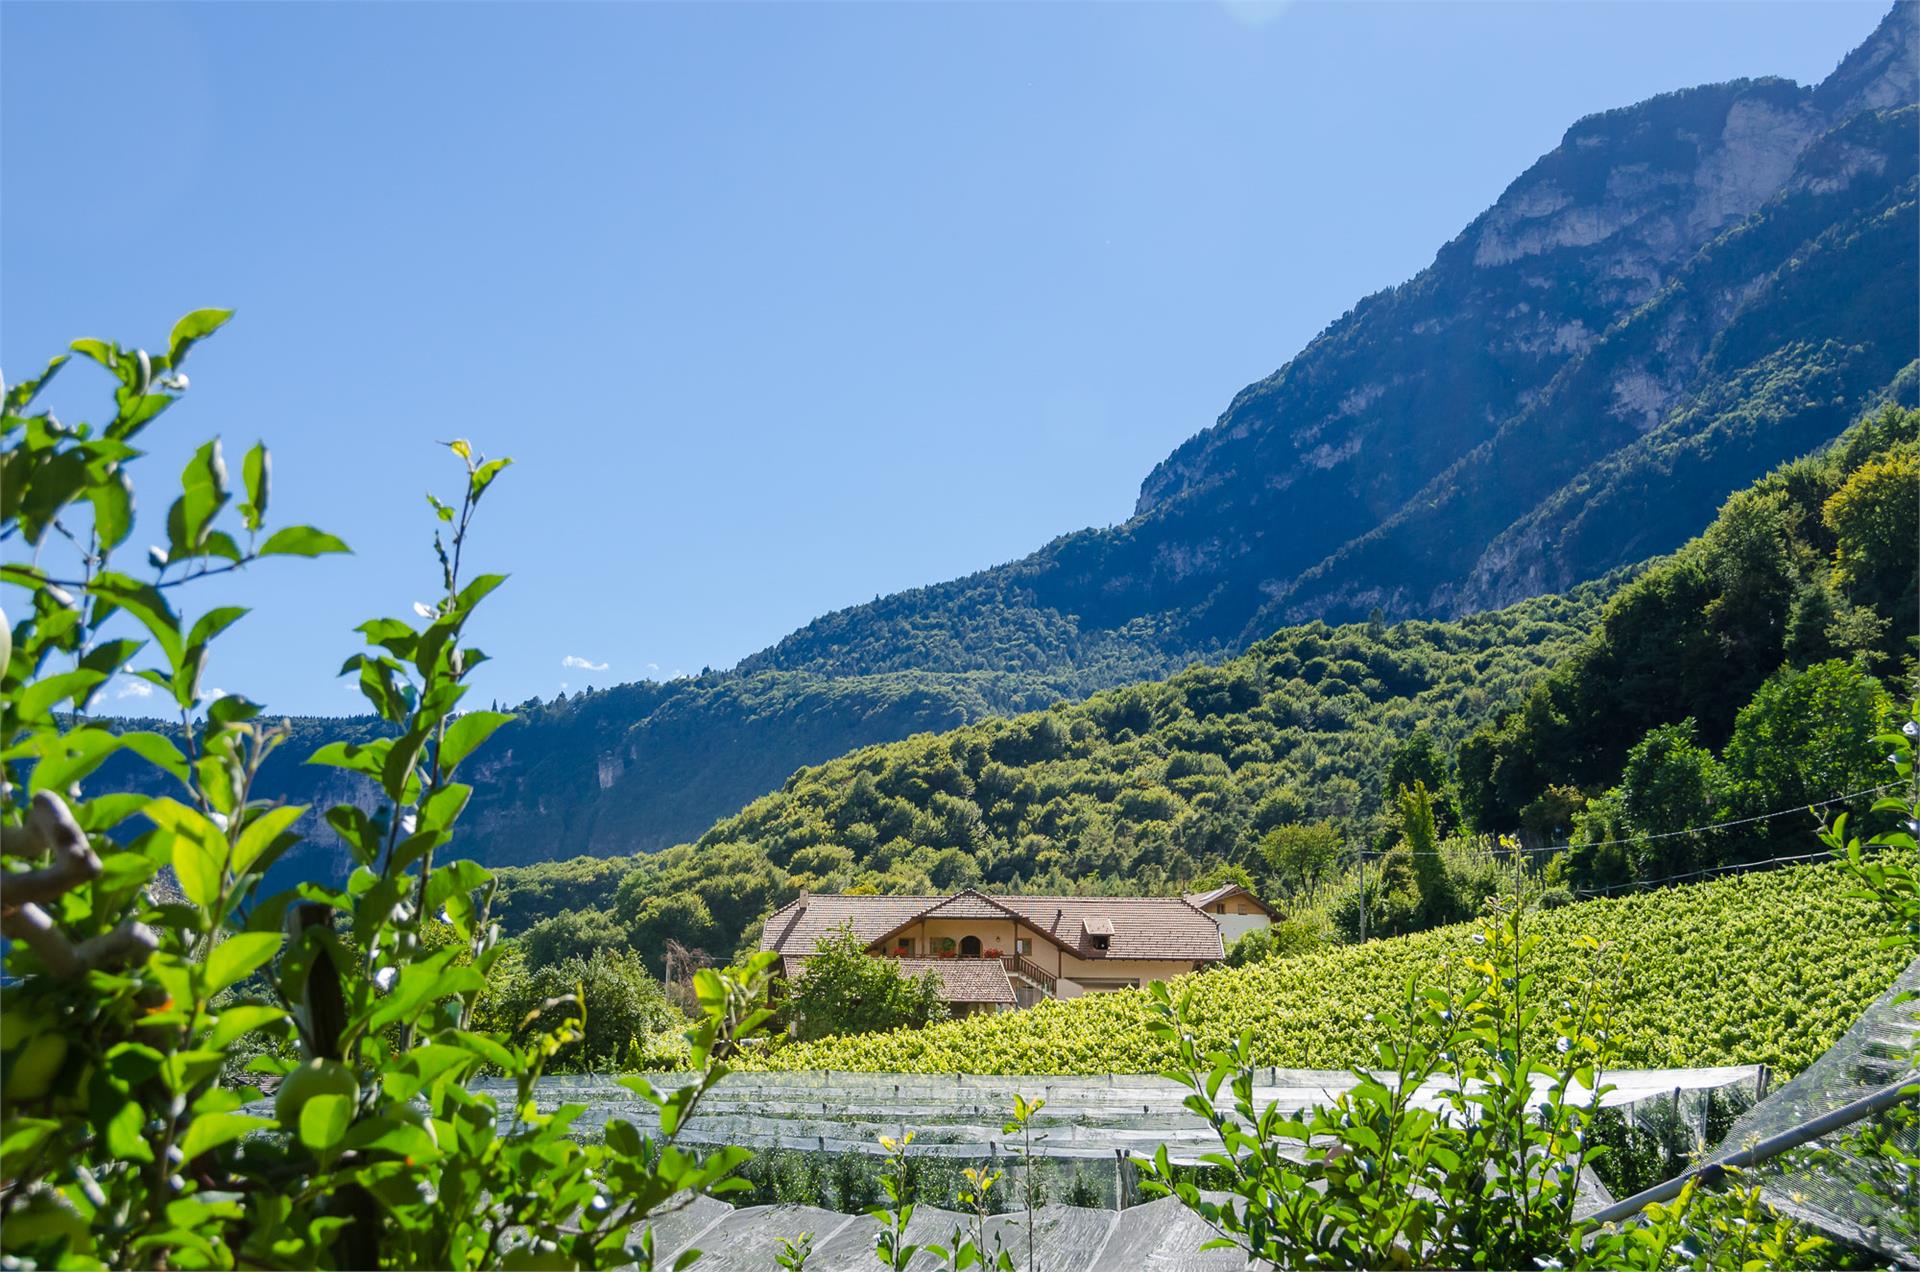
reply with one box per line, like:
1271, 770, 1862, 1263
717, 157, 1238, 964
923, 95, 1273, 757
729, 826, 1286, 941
561, 655, 608, 672
115, 678, 154, 700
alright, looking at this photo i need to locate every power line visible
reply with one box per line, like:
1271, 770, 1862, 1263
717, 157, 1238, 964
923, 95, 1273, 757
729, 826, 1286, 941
1342, 783, 1899, 861
1553, 782, 1899, 853
1572, 846, 1854, 898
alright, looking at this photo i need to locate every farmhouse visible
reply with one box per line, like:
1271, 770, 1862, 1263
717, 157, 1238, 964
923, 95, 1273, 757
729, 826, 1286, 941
1181, 882, 1279, 946
760, 887, 1269, 1015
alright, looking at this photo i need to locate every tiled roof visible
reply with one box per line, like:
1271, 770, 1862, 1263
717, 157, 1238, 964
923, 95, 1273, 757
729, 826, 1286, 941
916, 892, 1012, 920
762, 889, 1224, 963
784, 954, 1016, 1004
994, 895, 1224, 962
900, 958, 1016, 1004
1183, 884, 1278, 919
760, 894, 949, 955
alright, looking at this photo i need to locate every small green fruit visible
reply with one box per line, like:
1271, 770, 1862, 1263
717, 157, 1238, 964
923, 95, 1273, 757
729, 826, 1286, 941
6, 1033, 68, 1102
274, 1059, 359, 1129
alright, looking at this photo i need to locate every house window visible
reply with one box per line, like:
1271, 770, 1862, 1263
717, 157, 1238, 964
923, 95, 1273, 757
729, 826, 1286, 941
894, 938, 913, 955
1090, 934, 1110, 952
1014, 937, 1031, 956
1214, 904, 1226, 914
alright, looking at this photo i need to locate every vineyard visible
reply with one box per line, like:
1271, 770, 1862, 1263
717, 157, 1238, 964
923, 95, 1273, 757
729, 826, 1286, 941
748, 862, 1905, 1077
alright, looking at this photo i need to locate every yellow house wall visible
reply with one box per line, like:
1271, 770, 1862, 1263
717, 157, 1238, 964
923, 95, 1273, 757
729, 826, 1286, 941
875, 917, 1022, 958
869, 916, 1211, 999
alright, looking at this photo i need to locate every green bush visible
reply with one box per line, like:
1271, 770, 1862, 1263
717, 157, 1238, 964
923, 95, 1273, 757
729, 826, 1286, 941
786, 924, 950, 1042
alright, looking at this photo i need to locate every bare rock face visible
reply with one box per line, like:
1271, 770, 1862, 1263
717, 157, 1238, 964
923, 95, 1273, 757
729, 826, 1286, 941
1815, 0, 1918, 120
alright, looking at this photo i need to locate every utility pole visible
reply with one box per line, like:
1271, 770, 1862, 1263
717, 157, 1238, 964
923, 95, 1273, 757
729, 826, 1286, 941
1358, 851, 1368, 944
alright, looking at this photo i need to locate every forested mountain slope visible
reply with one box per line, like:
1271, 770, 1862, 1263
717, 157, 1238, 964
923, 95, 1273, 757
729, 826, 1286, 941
494, 403, 1917, 966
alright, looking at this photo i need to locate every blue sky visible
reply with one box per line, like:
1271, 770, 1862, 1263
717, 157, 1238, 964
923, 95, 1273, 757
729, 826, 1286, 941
2, 1, 1884, 715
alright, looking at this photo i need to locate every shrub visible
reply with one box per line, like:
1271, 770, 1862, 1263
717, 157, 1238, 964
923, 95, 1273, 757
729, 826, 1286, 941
786, 924, 950, 1041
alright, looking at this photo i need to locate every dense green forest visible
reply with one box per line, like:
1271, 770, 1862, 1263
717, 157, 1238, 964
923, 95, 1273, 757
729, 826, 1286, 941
496, 404, 1917, 969
1463, 404, 1917, 878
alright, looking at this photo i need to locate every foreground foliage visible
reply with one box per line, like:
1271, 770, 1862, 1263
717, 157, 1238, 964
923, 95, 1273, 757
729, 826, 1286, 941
0, 317, 774, 1269
749, 861, 1903, 1077
1141, 904, 1829, 1269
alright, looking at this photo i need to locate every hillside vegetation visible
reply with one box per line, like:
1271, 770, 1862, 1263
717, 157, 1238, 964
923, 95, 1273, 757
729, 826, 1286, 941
747, 861, 1906, 1078
494, 580, 1606, 961
497, 403, 1916, 966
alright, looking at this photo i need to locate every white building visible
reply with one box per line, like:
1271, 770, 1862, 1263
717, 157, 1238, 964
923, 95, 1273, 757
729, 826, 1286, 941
1181, 883, 1276, 948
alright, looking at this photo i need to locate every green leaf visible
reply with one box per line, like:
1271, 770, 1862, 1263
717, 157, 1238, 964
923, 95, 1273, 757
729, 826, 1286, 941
454, 572, 508, 615
241, 443, 270, 531
5, 353, 66, 414
204, 932, 283, 994
24, 727, 121, 794
259, 525, 350, 557
206, 693, 263, 728
207, 1004, 288, 1051
358, 951, 483, 1038
16, 668, 109, 721
233, 805, 305, 876
448, 1030, 517, 1071
341, 1116, 440, 1162
89, 468, 134, 550
0, 1117, 61, 1175
149, 799, 227, 911
170, 830, 224, 912
188, 605, 249, 650
177, 1112, 275, 1162
298, 1094, 353, 1152
102, 1100, 154, 1164
307, 738, 389, 779
417, 782, 472, 833
439, 711, 513, 773
469, 457, 513, 503
121, 731, 191, 786
168, 308, 234, 368
177, 439, 230, 551
88, 573, 184, 670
